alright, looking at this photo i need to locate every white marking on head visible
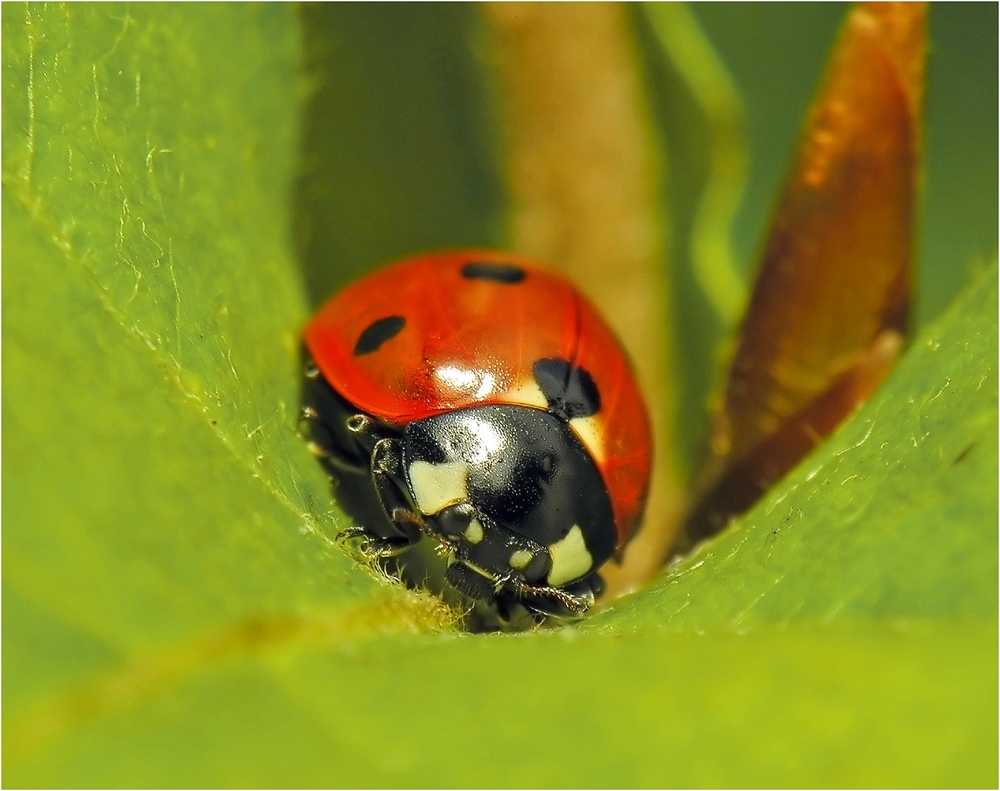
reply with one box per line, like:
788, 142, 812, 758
547, 524, 593, 587
464, 518, 484, 545
509, 549, 533, 569
504, 377, 549, 410
408, 460, 469, 515
569, 415, 605, 465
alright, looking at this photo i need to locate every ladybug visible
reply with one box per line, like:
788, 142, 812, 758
301, 250, 651, 624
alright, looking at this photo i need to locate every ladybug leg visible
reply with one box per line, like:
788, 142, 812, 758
310, 412, 385, 475
370, 439, 418, 529
336, 525, 415, 560
299, 367, 372, 476
302, 431, 368, 476
356, 437, 454, 556
329, 425, 428, 560
300, 353, 417, 482
386, 505, 461, 557
498, 575, 596, 617
369, 440, 466, 561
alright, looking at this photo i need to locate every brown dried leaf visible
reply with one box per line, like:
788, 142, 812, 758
685, 3, 927, 546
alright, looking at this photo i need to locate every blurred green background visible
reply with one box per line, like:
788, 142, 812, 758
296, 2, 998, 473
4, 3, 996, 786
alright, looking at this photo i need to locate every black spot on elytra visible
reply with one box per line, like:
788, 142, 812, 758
532, 358, 601, 420
353, 315, 405, 356
461, 261, 526, 285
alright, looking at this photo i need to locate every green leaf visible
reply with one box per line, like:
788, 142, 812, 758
3, 4, 996, 788
3, 4, 449, 780
593, 264, 998, 631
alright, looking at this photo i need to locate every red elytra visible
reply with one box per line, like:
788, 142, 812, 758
304, 249, 651, 549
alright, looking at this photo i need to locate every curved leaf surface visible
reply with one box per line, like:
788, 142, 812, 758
3, 4, 996, 787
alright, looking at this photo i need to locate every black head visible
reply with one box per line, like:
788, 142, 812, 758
400, 405, 616, 598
